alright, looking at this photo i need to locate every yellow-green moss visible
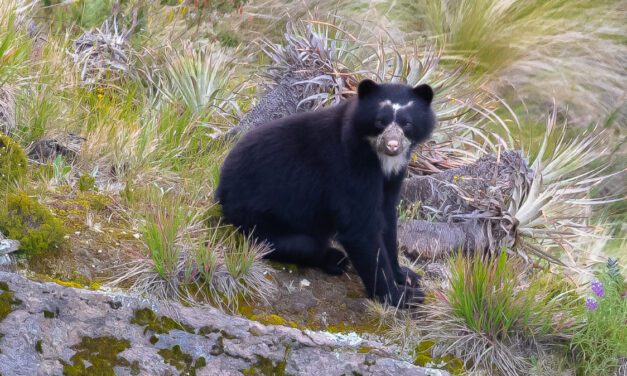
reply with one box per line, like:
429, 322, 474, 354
78, 174, 96, 192
30, 274, 100, 291
0, 132, 27, 189
241, 349, 291, 376
236, 299, 255, 318
250, 314, 298, 328
157, 345, 206, 375
326, 320, 383, 335
0, 192, 65, 258
61, 336, 131, 376
413, 340, 466, 375
78, 192, 110, 211
0, 282, 20, 323
197, 325, 237, 340
35, 339, 43, 353
130, 307, 194, 334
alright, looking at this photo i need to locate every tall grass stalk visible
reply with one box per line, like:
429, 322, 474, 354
142, 202, 184, 281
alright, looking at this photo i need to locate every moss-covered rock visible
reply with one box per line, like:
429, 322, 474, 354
130, 307, 194, 334
157, 345, 206, 375
0, 132, 27, 189
0, 281, 21, 323
0, 192, 66, 257
60, 336, 131, 376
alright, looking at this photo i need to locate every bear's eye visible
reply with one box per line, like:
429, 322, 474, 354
374, 120, 386, 129
403, 121, 413, 128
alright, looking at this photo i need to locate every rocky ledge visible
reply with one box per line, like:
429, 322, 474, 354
0, 272, 443, 376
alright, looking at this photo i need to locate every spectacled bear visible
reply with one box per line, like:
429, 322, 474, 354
216, 80, 436, 307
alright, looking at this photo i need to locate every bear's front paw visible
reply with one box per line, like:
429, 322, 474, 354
395, 266, 422, 287
320, 247, 349, 275
384, 285, 424, 308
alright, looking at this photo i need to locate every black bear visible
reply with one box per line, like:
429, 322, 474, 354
216, 79, 435, 306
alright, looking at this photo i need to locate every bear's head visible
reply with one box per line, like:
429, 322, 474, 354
352, 79, 436, 177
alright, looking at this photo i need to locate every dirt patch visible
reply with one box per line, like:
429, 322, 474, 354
238, 262, 385, 335
24, 191, 141, 283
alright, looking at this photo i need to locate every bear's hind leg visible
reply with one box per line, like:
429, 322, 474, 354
259, 232, 348, 275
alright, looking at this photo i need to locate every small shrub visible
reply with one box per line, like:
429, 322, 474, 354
0, 192, 65, 257
78, 173, 96, 192
217, 30, 240, 48
571, 258, 627, 376
0, 132, 27, 188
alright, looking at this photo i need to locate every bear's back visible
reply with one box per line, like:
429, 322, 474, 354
216, 101, 352, 230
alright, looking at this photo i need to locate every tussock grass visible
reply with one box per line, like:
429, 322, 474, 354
110, 189, 274, 310
415, 251, 581, 375
399, 0, 626, 125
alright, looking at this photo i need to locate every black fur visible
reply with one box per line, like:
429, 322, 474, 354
216, 80, 435, 307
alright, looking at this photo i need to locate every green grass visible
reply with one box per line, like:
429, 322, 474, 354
571, 259, 627, 375
142, 194, 185, 280
0, 4, 624, 374
416, 251, 581, 375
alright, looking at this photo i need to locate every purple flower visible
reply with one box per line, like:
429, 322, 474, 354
585, 297, 598, 311
591, 280, 605, 297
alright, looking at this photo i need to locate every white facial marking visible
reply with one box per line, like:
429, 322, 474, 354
379, 100, 414, 119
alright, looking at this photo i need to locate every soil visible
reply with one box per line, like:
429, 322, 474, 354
242, 261, 382, 334
12, 189, 411, 336
22, 190, 141, 284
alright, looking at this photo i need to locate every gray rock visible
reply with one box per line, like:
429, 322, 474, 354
0, 239, 20, 255
0, 271, 443, 376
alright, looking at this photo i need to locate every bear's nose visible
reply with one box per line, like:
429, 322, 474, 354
387, 140, 399, 152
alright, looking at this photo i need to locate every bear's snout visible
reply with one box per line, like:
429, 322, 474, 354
379, 124, 405, 156
385, 139, 401, 155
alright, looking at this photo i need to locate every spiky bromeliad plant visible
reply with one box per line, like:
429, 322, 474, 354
161, 42, 239, 116
415, 251, 580, 376
233, 13, 616, 270
73, 13, 138, 87
398, 108, 616, 273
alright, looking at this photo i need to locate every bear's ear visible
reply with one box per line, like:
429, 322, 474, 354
413, 84, 433, 104
358, 79, 379, 99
